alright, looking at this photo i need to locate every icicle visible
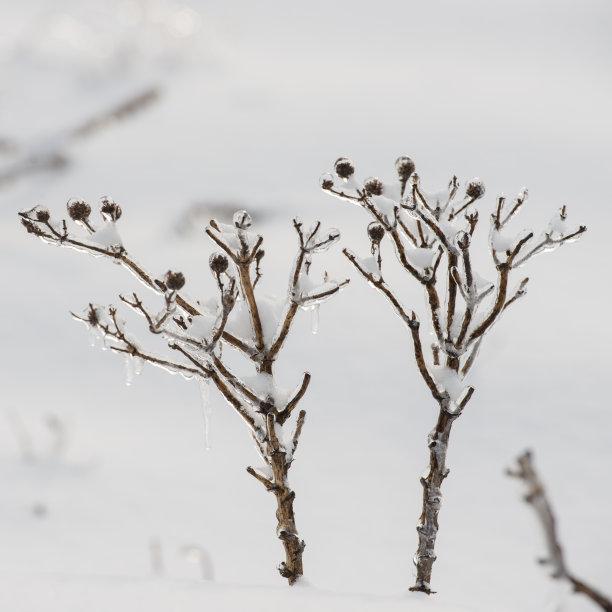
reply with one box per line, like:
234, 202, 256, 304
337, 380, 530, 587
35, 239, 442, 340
134, 356, 144, 376
125, 354, 134, 386
88, 326, 98, 347
311, 303, 320, 335
199, 377, 212, 450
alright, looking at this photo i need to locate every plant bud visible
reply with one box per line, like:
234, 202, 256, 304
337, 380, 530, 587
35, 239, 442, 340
367, 222, 385, 243
100, 196, 122, 222
456, 231, 470, 250
209, 252, 229, 274
395, 156, 415, 181
319, 173, 334, 190
364, 177, 383, 196
334, 157, 355, 179
465, 179, 485, 200
233, 210, 252, 230
35, 207, 50, 222
165, 270, 186, 291
67, 198, 91, 222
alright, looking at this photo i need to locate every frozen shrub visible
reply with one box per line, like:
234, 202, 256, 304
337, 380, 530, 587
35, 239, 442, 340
19, 201, 348, 585
322, 157, 585, 593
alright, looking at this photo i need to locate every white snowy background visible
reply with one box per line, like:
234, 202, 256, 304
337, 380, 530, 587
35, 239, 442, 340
1, 1, 611, 610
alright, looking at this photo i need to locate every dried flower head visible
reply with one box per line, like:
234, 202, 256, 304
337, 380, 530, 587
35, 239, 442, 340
67, 199, 91, 222
100, 197, 122, 222
334, 157, 355, 180
233, 210, 252, 230
465, 179, 485, 200
87, 306, 99, 327
165, 270, 186, 291
319, 173, 334, 190
364, 177, 384, 196
209, 252, 229, 274
35, 207, 50, 222
367, 222, 385, 243
395, 156, 415, 181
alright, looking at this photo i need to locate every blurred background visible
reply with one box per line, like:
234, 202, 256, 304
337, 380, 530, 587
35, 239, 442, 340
1, 1, 610, 611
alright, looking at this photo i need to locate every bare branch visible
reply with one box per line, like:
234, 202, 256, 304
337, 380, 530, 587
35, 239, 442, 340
408, 312, 446, 403
247, 466, 277, 491
513, 225, 587, 268
278, 373, 311, 426
205, 227, 238, 262
288, 410, 307, 459
503, 277, 529, 311
343, 249, 413, 326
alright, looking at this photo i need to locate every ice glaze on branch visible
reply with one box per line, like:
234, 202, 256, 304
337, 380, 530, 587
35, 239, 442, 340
322, 155, 585, 593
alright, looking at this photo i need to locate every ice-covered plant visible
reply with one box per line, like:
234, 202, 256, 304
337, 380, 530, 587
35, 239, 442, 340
321, 156, 586, 593
19, 200, 348, 584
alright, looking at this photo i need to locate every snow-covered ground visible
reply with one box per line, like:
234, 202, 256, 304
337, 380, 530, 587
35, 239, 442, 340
1, 1, 611, 610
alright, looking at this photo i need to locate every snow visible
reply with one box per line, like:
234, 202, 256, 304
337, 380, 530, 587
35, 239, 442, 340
431, 366, 467, 404
407, 246, 437, 270
2, 1, 611, 611
89, 221, 123, 249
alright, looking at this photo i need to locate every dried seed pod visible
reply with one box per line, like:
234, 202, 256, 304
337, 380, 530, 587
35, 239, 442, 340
465, 178, 485, 200
395, 156, 415, 181
367, 222, 385, 243
165, 271, 186, 291
209, 252, 229, 274
35, 207, 50, 222
319, 173, 334, 190
87, 307, 100, 327
364, 177, 384, 196
67, 198, 91, 222
233, 210, 252, 230
100, 196, 122, 222
334, 157, 355, 179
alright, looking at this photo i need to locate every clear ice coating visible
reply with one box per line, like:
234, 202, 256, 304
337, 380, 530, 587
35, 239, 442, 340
199, 377, 212, 450
233, 210, 252, 230
311, 303, 320, 335
125, 354, 134, 386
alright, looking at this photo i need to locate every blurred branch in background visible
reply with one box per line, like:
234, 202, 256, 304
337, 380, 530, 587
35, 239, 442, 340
0, 86, 160, 190
508, 451, 612, 612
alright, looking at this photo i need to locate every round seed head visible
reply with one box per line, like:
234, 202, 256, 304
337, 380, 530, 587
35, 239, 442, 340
465, 178, 485, 200
233, 210, 252, 230
67, 198, 91, 222
395, 156, 415, 181
364, 177, 384, 196
165, 270, 186, 291
319, 173, 334, 190
35, 207, 50, 222
209, 252, 229, 274
334, 157, 355, 180
100, 196, 122, 222
367, 222, 385, 243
